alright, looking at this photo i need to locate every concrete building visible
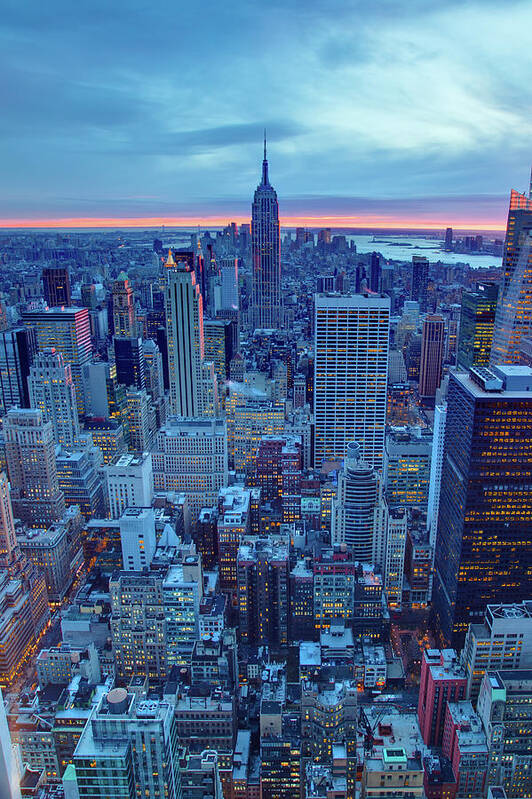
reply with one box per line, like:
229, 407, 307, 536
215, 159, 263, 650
105, 452, 154, 519
28, 347, 80, 447
237, 537, 289, 646
419, 315, 445, 401
17, 522, 72, 602
112, 272, 136, 338
152, 417, 228, 523
4, 407, 66, 527
361, 748, 424, 799
73, 689, 182, 799
313, 293, 390, 469
301, 680, 357, 761
418, 649, 467, 746
217, 486, 252, 590
119, 506, 156, 572
0, 686, 22, 799
461, 601, 532, 701
384, 426, 432, 510
427, 403, 447, 547
125, 387, 156, 451
56, 448, 105, 519
442, 701, 488, 798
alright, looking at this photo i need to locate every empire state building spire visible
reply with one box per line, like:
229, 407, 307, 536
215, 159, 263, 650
251, 135, 282, 330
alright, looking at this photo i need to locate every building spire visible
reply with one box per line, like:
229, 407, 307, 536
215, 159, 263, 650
261, 129, 269, 185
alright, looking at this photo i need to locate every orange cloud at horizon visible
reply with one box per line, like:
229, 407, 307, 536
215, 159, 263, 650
0, 214, 506, 231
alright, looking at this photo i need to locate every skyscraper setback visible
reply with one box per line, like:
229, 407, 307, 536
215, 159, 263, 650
251, 137, 282, 330
490, 186, 532, 365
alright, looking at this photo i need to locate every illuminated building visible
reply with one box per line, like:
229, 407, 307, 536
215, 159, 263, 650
203, 318, 234, 386
384, 426, 432, 510
457, 282, 499, 370
73, 689, 182, 799
81, 360, 125, 421
419, 315, 445, 401
0, 686, 21, 799
387, 382, 412, 425
83, 417, 127, 464
164, 248, 205, 416
110, 571, 167, 679
17, 523, 71, 602
119, 506, 156, 572
301, 680, 357, 761
289, 559, 314, 641
332, 443, 387, 565
21, 306, 92, 416
152, 417, 228, 523
217, 256, 239, 312
490, 187, 532, 365
461, 601, 532, 701
125, 387, 156, 451
384, 507, 407, 610
361, 749, 424, 799
313, 547, 357, 632
411, 255, 429, 310
477, 669, 532, 798
42, 265, 71, 308
142, 338, 164, 402
4, 408, 66, 527
28, 347, 80, 447
105, 452, 153, 520
404, 527, 433, 609
111, 271, 136, 337
233, 397, 284, 474
0, 571, 38, 686
417, 649, 467, 746
174, 690, 236, 754
313, 293, 390, 469
252, 434, 302, 523
427, 403, 447, 547
260, 734, 301, 799
251, 136, 282, 330
433, 365, 532, 647
217, 486, 252, 591
236, 537, 289, 646
0, 327, 37, 416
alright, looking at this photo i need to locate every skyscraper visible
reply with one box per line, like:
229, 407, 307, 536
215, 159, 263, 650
0, 326, 37, 415
411, 256, 429, 310
164, 249, 205, 416
490, 187, 532, 365
419, 315, 445, 401
28, 347, 80, 447
4, 407, 66, 527
457, 282, 499, 370
112, 271, 136, 337
22, 307, 92, 416
251, 137, 282, 330
42, 265, 71, 308
433, 365, 532, 647
313, 293, 390, 469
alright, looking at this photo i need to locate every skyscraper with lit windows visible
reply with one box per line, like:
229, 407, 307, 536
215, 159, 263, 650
433, 364, 532, 648
251, 137, 282, 330
313, 293, 390, 469
490, 186, 532, 365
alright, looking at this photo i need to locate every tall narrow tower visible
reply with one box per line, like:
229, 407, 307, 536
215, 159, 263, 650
251, 135, 282, 330
490, 183, 532, 365
112, 271, 136, 337
164, 249, 205, 416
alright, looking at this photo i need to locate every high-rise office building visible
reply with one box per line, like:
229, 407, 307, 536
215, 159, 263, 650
331, 442, 386, 563
444, 227, 453, 250
28, 348, 80, 447
490, 187, 532, 365
73, 689, 182, 799
0, 327, 37, 415
22, 307, 92, 416
433, 365, 532, 647
42, 265, 71, 308
419, 315, 445, 400
164, 249, 205, 416
125, 387, 156, 451
82, 360, 125, 420
237, 537, 289, 646
313, 293, 390, 469
251, 137, 282, 330
0, 472, 17, 568
113, 335, 145, 390
112, 271, 136, 337
427, 403, 447, 546
152, 417, 228, 522
105, 452, 154, 519
119, 506, 156, 571
0, 686, 21, 799
369, 252, 381, 293
457, 282, 499, 371
203, 318, 234, 386
384, 426, 432, 510
4, 408, 66, 527
411, 256, 429, 310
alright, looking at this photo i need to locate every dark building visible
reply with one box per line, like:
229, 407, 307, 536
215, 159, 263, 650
433, 365, 532, 648
237, 538, 289, 646
195, 507, 219, 571
406, 333, 422, 382
411, 256, 429, 310
419, 315, 445, 401
0, 327, 37, 414
444, 227, 453, 251
114, 336, 145, 390
42, 266, 71, 308
369, 251, 381, 293
457, 282, 499, 370
289, 559, 315, 641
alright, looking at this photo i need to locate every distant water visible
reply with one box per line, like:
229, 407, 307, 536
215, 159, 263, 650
347, 234, 502, 269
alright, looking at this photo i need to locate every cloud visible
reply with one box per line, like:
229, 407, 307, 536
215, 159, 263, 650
0, 0, 531, 219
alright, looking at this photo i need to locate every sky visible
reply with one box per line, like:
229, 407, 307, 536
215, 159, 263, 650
1, 0, 531, 229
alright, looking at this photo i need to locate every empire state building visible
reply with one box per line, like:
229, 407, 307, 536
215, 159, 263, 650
251, 136, 282, 329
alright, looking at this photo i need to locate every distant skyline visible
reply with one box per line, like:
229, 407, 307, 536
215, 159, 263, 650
1, 0, 531, 227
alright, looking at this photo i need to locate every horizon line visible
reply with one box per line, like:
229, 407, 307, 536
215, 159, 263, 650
0, 214, 507, 232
